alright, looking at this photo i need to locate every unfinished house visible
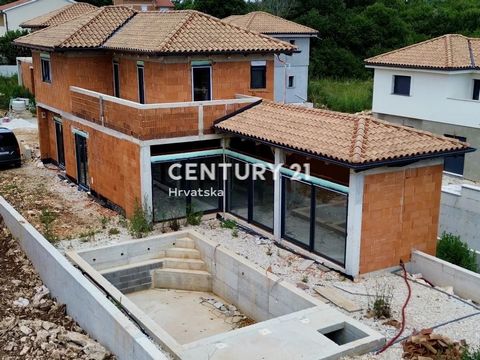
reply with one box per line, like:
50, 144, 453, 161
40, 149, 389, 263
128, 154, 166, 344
15, 7, 473, 277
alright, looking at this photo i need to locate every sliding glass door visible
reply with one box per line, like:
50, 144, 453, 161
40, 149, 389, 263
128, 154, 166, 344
282, 176, 348, 266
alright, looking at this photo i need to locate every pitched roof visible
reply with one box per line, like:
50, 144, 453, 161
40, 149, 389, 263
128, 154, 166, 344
20, 3, 97, 29
15, 6, 136, 50
15, 7, 296, 55
365, 34, 480, 70
222, 11, 318, 35
103, 10, 295, 54
215, 101, 470, 167
0, 0, 31, 11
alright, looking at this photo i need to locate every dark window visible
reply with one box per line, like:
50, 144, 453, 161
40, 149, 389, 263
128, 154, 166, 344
75, 133, 89, 189
393, 75, 411, 96
288, 75, 294, 88
137, 64, 145, 104
443, 134, 466, 175
251, 65, 266, 89
192, 66, 212, 101
473, 79, 480, 100
55, 121, 65, 168
113, 61, 120, 98
41, 58, 51, 83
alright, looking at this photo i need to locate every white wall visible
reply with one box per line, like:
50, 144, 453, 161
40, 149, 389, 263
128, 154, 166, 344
440, 184, 480, 251
2, 0, 73, 33
273, 36, 311, 103
371, 67, 480, 129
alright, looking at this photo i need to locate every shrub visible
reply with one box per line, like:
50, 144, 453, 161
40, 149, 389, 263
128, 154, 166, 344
463, 346, 480, 360
368, 283, 393, 319
108, 227, 120, 236
128, 202, 153, 238
220, 219, 237, 229
185, 205, 202, 226
169, 217, 181, 231
0, 75, 35, 110
437, 232, 478, 273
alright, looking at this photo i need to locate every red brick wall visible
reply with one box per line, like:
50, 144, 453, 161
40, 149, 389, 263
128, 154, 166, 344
360, 165, 443, 274
20, 60, 35, 95
38, 108, 141, 217
33, 51, 114, 113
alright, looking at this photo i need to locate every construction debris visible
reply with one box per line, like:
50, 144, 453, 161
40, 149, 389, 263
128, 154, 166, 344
402, 328, 466, 359
199, 297, 255, 329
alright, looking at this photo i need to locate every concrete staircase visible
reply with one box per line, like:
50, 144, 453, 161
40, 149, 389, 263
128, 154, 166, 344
152, 237, 212, 292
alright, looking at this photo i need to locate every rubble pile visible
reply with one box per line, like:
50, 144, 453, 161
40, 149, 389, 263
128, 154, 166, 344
0, 224, 114, 359
402, 328, 466, 360
200, 297, 255, 328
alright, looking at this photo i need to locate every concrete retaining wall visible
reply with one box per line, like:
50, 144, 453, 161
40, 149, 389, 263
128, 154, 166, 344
440, 184, 480, 251
0, 196, 167, 360
408, 250, 480, 303
194, 233, 324, 322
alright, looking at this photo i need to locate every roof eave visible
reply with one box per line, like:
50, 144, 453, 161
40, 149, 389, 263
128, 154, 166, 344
214, 127, 475, 170
364, 61, 479, 72
103, 48, 296, 56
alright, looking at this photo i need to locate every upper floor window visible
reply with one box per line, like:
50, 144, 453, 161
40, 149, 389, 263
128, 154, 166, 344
251, 61, 266, 89
473, 79, 480, 100
192, 65, 212, 101
113, 61, 120, 98
137, 62, 145, 104
288, 75, 295, 88
392, 75, 411, 96
40, 54, 51, 83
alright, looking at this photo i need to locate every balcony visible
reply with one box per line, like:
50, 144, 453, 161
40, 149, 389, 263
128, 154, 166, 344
70, 86, 260, 140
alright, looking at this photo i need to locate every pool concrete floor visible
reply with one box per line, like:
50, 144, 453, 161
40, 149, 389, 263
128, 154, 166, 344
127, 288, 241, 344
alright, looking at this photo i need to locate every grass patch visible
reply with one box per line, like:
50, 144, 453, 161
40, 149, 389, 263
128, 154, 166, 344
309, 78, 373, 113
128, 201, 153, 238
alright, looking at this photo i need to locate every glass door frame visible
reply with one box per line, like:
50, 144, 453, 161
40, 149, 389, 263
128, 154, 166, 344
281, 175, 348, 266
74, 132, 89, 191
54, 117, 65, 169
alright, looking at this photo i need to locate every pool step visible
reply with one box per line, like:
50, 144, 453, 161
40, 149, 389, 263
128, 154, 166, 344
174, 237, 196, 249
163, 258, 206, 271
152, 268, 212, 292
165, 247, 201, 259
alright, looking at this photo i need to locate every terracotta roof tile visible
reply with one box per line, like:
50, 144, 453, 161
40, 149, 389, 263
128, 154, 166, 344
223, 11, 317, 35
103, 10, 296, 54
15, 7, 295, 55
20, 3, 97, 29
365, 34, 480, 70
15, 6, 136, 49
215, 101, 470, 166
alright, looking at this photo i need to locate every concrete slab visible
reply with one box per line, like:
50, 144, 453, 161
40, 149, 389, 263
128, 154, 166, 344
127, 289, 245, 345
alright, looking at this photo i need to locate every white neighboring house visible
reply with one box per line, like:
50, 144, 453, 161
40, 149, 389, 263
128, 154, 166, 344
0, 0, 74, 35
365, 34, 479, 180
223, 11, 318, 104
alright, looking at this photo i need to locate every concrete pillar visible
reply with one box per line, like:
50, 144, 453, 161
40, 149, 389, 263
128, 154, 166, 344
221, 137, 230, 214
140, 145, 153, 220
344, 170, 364, 277
273, 148, 285, 240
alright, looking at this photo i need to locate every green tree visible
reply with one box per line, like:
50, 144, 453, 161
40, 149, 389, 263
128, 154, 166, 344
0, 30, 30, 65
192, 0, 249, 18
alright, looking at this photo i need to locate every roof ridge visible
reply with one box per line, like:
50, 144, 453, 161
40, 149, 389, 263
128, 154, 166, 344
467, 38, 476, 68
351, 117, 368, 163
245, 11, 257, 29
366, 34, 458, 63
158, 11, 197, 51
445, 34, 454, 68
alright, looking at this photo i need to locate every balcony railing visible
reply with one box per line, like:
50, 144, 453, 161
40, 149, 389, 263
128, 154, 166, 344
70, 86, 260, 140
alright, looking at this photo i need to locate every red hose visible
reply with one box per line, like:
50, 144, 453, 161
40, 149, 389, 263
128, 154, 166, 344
376, 260, 412, 354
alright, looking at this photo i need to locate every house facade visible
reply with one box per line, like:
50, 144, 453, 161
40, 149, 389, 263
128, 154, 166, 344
366, 34, 480, 180
113, 0, 174, 12
15, 7, 472, 277
0, 0, 74, 35
223, 12, 317, 104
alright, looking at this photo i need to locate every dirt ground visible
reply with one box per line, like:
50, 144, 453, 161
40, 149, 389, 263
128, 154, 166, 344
0, 126, 122, 243
0, 221, 113, 359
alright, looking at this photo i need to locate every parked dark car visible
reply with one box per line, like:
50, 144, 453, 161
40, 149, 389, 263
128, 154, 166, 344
0, 127, 21, 168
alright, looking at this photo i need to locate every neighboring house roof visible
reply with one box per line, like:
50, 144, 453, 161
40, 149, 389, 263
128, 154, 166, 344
15, 7, 296, 55
215, 101, 471, 168
0, 0, 31, 11
222, 11, 318, 35
365, 34, 480, 71
20, 3, 98, 29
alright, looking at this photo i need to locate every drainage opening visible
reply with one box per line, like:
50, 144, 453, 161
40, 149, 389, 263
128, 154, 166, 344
319, 322, 368, 346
